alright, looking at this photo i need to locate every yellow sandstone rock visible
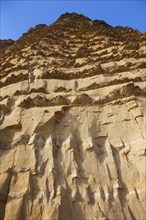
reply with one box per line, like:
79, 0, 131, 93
0, 13, 146, 220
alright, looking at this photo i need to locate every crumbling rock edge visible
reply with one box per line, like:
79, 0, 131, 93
0, 13, 146, 220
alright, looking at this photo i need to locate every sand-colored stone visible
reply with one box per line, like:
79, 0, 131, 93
0, 13, 146, 220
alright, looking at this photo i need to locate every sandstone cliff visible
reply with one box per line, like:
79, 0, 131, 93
0, 13, 146, 220
0, 39, 15, 50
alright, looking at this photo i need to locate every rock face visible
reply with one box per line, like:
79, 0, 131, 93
0, 39, 15, 50
0, 13, 146, 220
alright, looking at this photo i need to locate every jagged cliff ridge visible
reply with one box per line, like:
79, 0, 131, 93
0, 12, 146, 220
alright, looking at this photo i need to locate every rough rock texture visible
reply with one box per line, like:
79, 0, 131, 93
0, 13, 146, 220
0, 40, 15, 54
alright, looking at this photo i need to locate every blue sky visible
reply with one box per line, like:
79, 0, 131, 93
0, 0, 145, 40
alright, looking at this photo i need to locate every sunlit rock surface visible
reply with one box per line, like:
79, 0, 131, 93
0, 13, 146, 220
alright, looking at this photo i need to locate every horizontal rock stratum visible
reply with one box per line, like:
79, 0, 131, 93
0, 13, 146, 220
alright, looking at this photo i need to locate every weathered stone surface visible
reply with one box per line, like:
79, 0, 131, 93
0, 13, 146, 220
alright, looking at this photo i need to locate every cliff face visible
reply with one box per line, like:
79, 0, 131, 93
0, 13, 146, 220
0, 39, 15, 51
